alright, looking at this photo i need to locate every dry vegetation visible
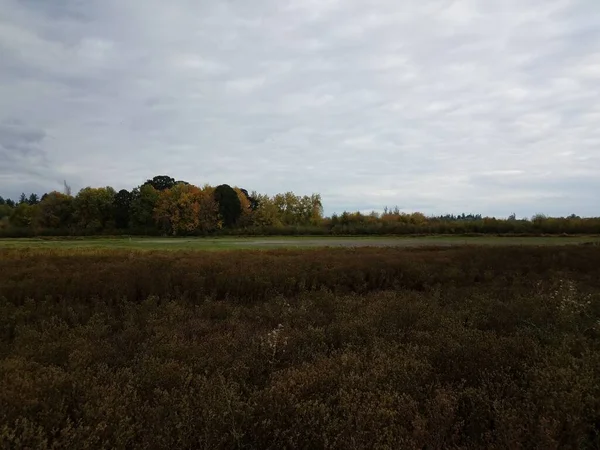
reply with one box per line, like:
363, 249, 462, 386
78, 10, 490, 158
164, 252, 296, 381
1, 246, 600, 449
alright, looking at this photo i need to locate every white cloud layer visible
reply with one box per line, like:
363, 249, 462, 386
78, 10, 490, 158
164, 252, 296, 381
1, 0, 599, 216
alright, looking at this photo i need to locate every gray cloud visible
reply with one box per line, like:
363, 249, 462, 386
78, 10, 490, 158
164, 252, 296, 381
0, 119, 45, 154
0, 0, 599, 216
0, 119, 49, 183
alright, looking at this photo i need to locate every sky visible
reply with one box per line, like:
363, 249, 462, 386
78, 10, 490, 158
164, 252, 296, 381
0, 0, 599, 218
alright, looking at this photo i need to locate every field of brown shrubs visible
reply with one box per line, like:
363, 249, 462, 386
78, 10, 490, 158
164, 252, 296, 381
1, 246, 600, 449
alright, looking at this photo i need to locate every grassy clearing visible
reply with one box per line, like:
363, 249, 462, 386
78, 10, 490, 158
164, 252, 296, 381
0, 234, 599, 251
1, 246, 600, 448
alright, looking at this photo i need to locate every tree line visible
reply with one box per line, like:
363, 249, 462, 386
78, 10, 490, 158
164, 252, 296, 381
0, 176, 324, 236
1, 175, 599, 236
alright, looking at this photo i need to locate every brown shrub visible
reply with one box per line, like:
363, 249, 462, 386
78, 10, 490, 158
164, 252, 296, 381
1, 247, 600, 448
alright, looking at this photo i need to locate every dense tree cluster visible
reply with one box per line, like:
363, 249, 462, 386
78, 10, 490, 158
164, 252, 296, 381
0, 176, 324, 236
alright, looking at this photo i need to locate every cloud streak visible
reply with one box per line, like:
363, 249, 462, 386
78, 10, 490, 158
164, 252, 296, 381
0, 0, 599, 217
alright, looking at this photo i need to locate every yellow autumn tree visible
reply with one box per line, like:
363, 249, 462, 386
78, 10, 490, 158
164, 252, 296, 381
197, 184, 222, 232
252, 194, 283, 228
307, 193, 324, 225
234, 187, 253, 227
154, 183, 220, 235
270, 192, 323, 226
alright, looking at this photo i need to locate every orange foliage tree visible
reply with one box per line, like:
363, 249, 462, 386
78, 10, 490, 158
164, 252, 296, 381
234, 187, 253, 227
197, 185, 221, 233
154, 183, 220, 235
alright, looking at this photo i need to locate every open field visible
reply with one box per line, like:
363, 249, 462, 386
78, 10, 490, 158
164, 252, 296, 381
2, 246, 600, 448
1, 234, 600, 251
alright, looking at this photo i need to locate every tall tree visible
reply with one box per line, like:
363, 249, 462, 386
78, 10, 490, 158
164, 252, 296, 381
145, 175, 176, 192
18, 193, 27, 205
10, 203, 35, 227
113, 189, 132, 229
36, 192, 74, 229
239, 188, 259, 211
0, 204, 11, 220
214, 184, 242, 227
154, 183, 219, 235
73, 187, 116, 230
0, 196, 5, 205
27, 193, 39, 205
63, 180, 72, 196
129, 184, 160, 229
308, 193, 324, 225
197, 185, 221, 232
251, 194, 283, 227
234, 187, 254, 227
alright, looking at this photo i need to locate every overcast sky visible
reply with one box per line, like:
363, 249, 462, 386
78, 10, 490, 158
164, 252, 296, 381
0, 0, 599, 217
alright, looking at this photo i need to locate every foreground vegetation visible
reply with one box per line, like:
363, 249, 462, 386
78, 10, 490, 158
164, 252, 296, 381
1, 246, 600, 448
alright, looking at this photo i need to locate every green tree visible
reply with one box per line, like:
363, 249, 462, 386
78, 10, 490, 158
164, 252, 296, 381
214, 184, 242, 227
113, 189, 132, 229
145, 175, 176, 192
36, 192, 74, 229
0, 204, 12, 220
130, 184, 160, 229
27, 193, 39, 205
73, 187, 116, 230
10, 203, 35, 227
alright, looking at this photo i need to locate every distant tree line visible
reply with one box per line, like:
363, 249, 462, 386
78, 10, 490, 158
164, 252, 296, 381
0, 176, 599, 236
323, 210, 600, 235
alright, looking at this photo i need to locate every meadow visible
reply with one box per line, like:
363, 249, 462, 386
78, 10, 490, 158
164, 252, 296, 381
1, 245, 600, 449
1, 234, 600, 251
